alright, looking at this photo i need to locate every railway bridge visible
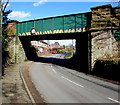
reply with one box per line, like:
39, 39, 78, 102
16, 12, 91, 73
13, 4, 120, 77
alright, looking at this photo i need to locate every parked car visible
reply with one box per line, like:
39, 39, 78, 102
56, 51, 62, 54
51, 51, 57, 54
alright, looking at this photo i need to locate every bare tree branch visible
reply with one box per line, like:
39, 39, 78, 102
2, 0, 9, 12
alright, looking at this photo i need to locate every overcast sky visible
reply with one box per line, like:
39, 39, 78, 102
44, 40, 76, 46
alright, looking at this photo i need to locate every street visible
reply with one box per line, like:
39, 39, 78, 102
28, 54, 119, 103
40, 53, 66, 59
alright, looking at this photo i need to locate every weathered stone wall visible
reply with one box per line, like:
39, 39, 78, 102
91, 30, 120, 69
91, 4, 120, 30
6, 36, 26, 63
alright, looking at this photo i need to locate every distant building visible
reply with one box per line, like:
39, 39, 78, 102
30, 40, 50, 56
48, 44, 64, 51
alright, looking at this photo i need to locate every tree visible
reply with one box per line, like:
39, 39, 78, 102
2, 0, 12, 76
2, 0, 12, 49
63, 45, 65, 49
54, 42, 59, 45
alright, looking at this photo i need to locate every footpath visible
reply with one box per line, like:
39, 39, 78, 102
1, 61, 46, 104
1, 61, 33, 104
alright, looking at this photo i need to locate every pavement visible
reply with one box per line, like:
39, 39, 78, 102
0, 60, 119, 104
1, 61, 32, 104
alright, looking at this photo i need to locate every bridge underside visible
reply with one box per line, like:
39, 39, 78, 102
19, 32, 91, 73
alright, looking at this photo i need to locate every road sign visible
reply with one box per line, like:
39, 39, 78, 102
30, 28, 36, 35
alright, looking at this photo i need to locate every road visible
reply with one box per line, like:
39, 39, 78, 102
29, 54, 119, 103
40, 53, 65, 59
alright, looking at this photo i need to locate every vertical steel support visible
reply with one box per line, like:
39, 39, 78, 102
63, 17, 64, 33
75, 15, 76, 32
33, 19, 35, 28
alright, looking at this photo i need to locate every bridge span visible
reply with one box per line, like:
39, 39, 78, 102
16, 12, 91, 73
19, 31, 91, 73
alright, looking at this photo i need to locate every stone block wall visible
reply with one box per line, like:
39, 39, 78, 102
91, 4, 120, 30
6, 36, 26, 63
5, 21, 26, 63
91, 30, 120, 69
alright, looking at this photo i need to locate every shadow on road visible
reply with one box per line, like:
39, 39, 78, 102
32, 55, 119, 82
32, 54, 88, 74
35, 57, 74, 69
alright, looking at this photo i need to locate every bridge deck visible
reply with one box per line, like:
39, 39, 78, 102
16, 12, 91, 36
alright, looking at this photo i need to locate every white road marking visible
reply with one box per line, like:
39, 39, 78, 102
107, 97, 120, 103
51, 65, 57, 73
52, 68, 57, 73
61, 76, 84, 88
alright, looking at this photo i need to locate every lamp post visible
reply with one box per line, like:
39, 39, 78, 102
0, 0, 2, 77
30, 18, 36, 35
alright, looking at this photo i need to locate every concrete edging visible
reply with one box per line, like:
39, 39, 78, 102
19, 65, 36, 105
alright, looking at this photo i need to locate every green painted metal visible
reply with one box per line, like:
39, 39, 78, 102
26, 21, 34, 32
114, 30, 120, 41
64, 16, 75, 29
16, 23, 19, 35
53, 17, 64, 30
16, 12, 91, 36
22, 22, 26, 32
34, 20, 43, 31
76, 14, 87, 28
43, 18, 53, 31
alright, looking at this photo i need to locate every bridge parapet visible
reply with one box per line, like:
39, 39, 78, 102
16, 12, 91, 36
90, 4, 120, 30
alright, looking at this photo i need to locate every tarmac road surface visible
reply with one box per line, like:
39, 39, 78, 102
29, 55, 119, 103
41, 53, 65, 59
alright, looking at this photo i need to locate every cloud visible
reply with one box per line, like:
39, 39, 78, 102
33, 0, 48, 7
8, 11, 31, 19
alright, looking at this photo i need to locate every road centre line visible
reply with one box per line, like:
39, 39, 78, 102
51, 65, 57, 73
51, 65, 84, 88
107, 97, 120, 103
61, 76, 84, 88
50, 65, 119, 103
52, 68, 57, 73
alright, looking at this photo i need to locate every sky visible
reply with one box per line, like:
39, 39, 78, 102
6, 1, 119, 22
4, 0, 119, 45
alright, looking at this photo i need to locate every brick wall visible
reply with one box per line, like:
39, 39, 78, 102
7, 21, 18, 36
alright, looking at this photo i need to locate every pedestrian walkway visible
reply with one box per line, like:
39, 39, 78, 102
1, 62, 32, 104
